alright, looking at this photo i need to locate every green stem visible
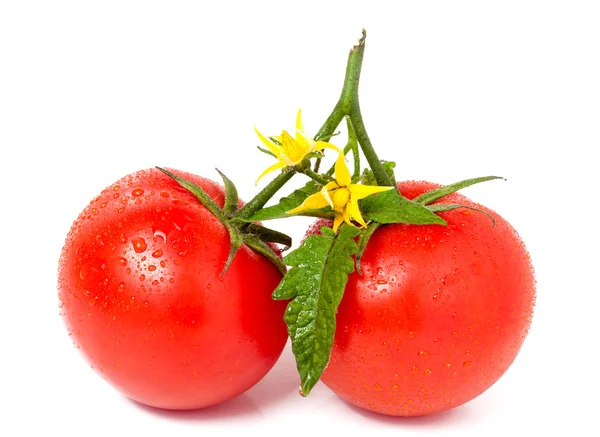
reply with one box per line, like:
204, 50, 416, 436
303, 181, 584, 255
348, 106, 392, 187
345, 117, 360, 178
314, 100, 346, 144
237, 169, 295, 219
315, 30, 393, 187
298, 167, 332, 185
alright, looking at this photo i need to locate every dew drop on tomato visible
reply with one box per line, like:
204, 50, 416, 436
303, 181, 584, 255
131, 237, 147, 253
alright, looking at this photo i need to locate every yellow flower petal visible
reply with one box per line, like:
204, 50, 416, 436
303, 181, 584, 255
333, 214, 344, 233
349, 183, 394, 200
296, 109, 304, 132
255, 161, 286, 185
334, 152, 352, 187
320, 185, 335, 209
281, 130, 309, 164
346, 197, 367, 227
255, 126, 282, 157
287, 192, 331, 215
331, 187, 350, 212
315, 141, 339, 152
324, 181, 339, 190
296, 129, 314, 152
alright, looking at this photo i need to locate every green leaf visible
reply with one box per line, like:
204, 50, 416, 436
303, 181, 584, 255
273, 225, 360, 396
414, 176, 504, 205
359, 161, 396, 185
356, 222, 381, 275
427, 203, 496, 227
156, 167, 227, 222
215, 169, 239, 215
257, 146, 276, 157
221, 224, 244, 276
243, 234, 287, 275
242, 180, 321, 222
360, 190, 447, 225
244, 223, 292, 247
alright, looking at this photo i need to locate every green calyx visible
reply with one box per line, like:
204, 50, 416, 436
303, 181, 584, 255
156, 167, 290, 275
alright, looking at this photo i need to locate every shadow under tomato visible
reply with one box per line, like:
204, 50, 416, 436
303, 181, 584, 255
340, 398, 475, 427
128, 393, 264, 421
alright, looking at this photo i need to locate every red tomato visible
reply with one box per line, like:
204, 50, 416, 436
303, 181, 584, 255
316, 181, 535, 416
58, 168, 287, 410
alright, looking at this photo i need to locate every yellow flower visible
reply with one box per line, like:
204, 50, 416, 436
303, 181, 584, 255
255, 110, 338, 184
287, 153, 393, 232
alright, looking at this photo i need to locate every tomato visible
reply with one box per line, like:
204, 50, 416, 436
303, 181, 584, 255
58, 168, 288, 410
316, 181, 536, 416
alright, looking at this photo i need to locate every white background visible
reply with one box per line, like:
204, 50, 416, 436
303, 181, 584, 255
1, 1, 598, 436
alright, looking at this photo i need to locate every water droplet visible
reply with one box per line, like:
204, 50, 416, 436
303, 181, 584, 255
411, 366, 419, 373
463, 361, 472, 368
425, 368, 432, 375
169, 278, 175, 284
444, 362, 451, 367
432, 291, 441, 301
139, 274, 145, 281
465, 350, 471, 356
148, 265, 157, 272
152, 249, 163, 258
160, 191, 169, 197
408, 331, 415, 338
376, 279, 388, 285
418, 350, 430, 358
118, 283, 125, 292
173, 199, 191, 206
120, 234, 128, 244
392, 384, 400, 390
95, 235, 104, 246
115, 257, 127, 266
132, 188, 144, 197
160, 260, 166, 268
373, 383, 381, 390
132, 237, 147, 253
153, 230, 166, 243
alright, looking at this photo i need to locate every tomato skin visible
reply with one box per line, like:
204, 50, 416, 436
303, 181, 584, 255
58, 168, 287, 410
317, 181, 535, 416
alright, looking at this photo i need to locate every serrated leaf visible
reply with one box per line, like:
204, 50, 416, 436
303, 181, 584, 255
414, 176, 503, 205
273, 225, 360, 396
360, 190, 447, 225
243, 180, 321, 222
